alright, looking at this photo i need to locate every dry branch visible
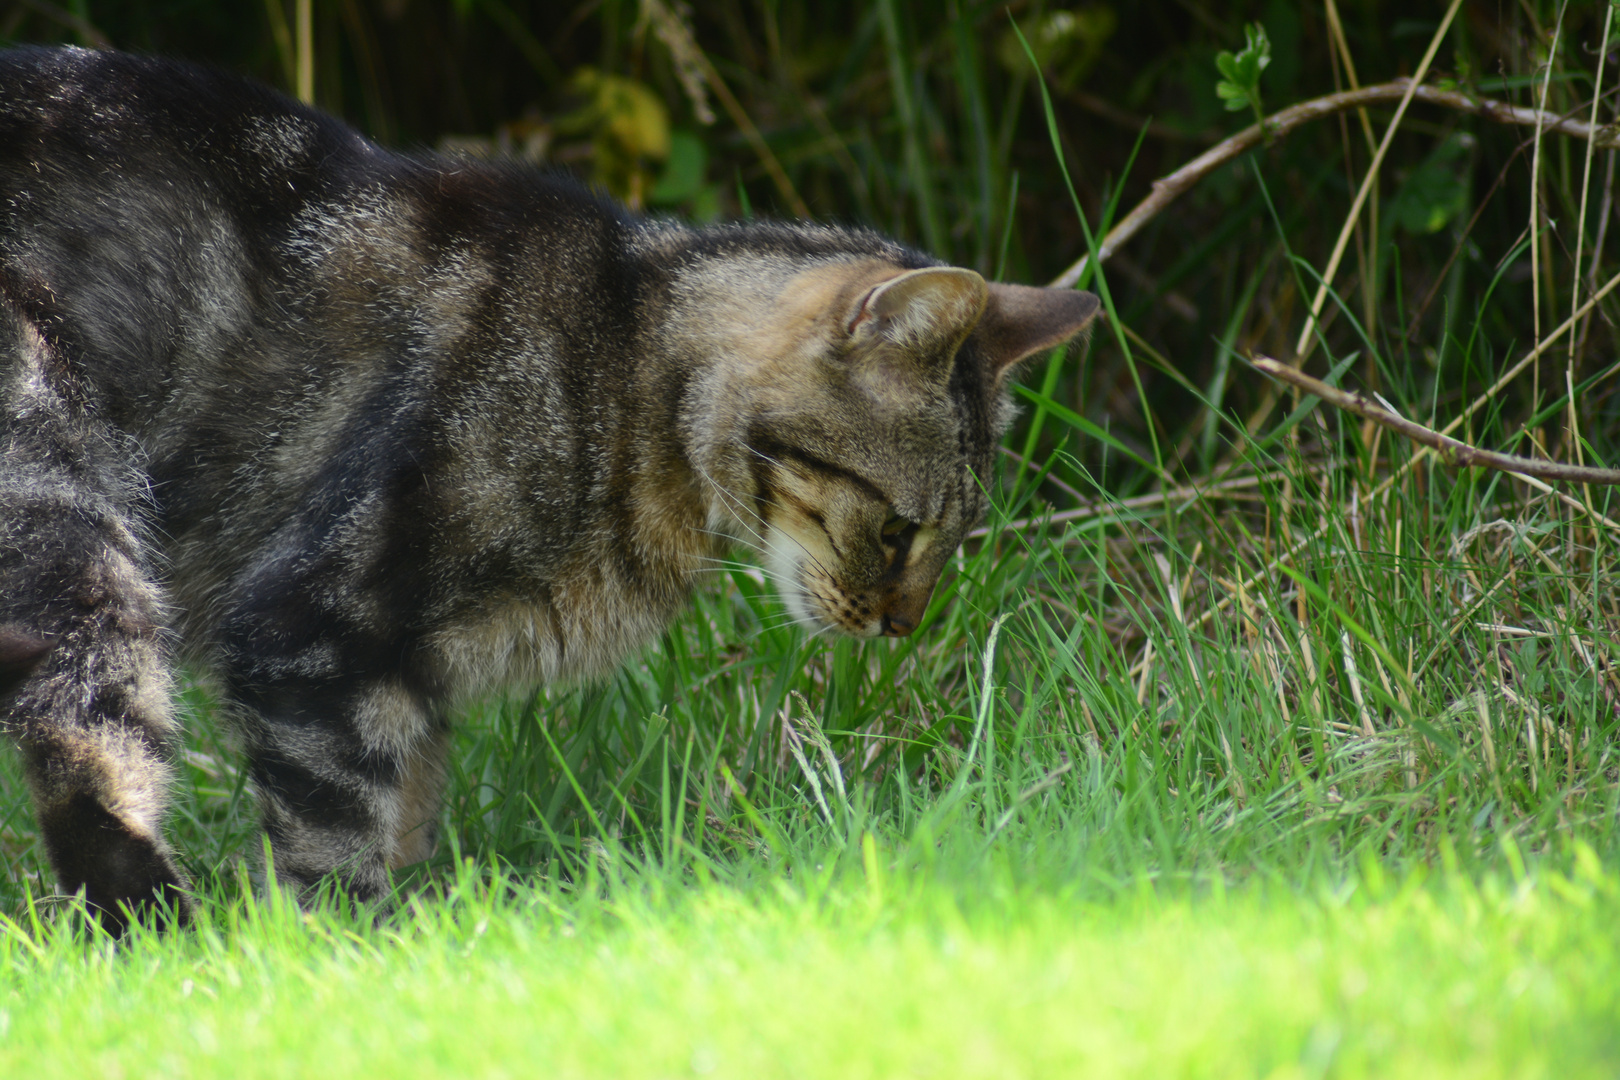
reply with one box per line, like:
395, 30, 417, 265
1250, 356, 1620, 487
1051, 78, 1620, 290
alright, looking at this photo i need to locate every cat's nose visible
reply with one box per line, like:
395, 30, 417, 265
879, 583, 934, 637
879, 611, 916, 637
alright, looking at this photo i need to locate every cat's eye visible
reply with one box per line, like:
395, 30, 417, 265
881, 512, 912, 539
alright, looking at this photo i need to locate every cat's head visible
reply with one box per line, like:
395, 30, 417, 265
686, 253, 1099, 639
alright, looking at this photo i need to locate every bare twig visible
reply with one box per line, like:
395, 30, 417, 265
1185, 267, 1620, 638
970, 469, 1293, 540
1250, 356, 1620, 486
1050, 76, 1620, 290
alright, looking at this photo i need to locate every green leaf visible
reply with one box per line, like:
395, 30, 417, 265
649, 131, 708, 204
1214, 22, 1271, 118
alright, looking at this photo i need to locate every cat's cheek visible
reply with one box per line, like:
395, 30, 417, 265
758, 538, 821, 632
756, 526, 873, 637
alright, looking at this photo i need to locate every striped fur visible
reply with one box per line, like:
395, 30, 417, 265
0, 46, 1098, 930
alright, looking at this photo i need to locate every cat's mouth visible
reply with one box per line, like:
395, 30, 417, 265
781, 579, 888, 639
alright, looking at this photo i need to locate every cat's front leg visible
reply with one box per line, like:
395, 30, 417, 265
213, 391, 455, 906
0, 307, 193, 934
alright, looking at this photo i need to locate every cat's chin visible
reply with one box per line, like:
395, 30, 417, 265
769, 581, 866, 639
806, 615, 883, 640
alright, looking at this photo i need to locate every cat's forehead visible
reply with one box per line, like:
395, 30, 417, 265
677, 254, 907, 341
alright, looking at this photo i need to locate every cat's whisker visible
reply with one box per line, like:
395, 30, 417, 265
690, 523, 804, 584
688, 467, 835, 586
699, 483, 836, 587
752, 612, 812, 636
691, 525, 758, 548
690, 561, 759, 574
799, 620, 837, 641
690, 463, 764, 532
683, 515, 809, 624
728, 451, 845, 585
692, 459, 828, 577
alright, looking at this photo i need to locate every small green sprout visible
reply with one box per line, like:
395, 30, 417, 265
1215, 22, 1271, 127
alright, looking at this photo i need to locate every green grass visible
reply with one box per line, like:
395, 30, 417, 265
3, 2, 1619, 1074
3, 843, 1618, 1077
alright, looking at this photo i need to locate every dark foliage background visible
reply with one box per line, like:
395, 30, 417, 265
4, 1, 1613, 495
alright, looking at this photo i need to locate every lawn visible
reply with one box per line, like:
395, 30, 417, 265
2, 2, 1619, 1076
3, 842, 1617, 1078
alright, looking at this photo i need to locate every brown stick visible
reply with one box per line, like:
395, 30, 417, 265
1250, 356, 1620, 486
1051, 78, 1620, 290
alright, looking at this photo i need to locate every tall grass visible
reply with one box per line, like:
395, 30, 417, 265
0, 2, 1615, 919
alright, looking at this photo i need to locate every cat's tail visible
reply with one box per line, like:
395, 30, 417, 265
0, 300, 192, 935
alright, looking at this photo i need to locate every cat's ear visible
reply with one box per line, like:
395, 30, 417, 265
979, 284, 1101, 384
848, 267, 990, 356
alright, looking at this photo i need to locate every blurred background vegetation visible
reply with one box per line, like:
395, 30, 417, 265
2, 0, 1613, 493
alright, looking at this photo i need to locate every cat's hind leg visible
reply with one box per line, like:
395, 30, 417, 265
232, 671, 451, 904
0, 308, 192, 934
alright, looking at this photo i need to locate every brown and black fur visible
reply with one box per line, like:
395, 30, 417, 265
0, 46, 1098, 931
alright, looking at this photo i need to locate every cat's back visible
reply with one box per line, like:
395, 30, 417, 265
0, 47, 389, 425
0, 45, 629, 259
0, 47, 634, 433
0, 46, 370, 204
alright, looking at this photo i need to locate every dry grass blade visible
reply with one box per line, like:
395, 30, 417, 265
969, 471, 1290, 539
1528, 4, 1568, 400
1567, 2, 1615, 474
641, 0, 810, 218
1289, 0, 1462, 363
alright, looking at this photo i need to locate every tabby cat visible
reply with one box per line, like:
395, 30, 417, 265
0, 46, 1099, 932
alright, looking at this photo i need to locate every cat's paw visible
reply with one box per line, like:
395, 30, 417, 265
39, 792, 194, 936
